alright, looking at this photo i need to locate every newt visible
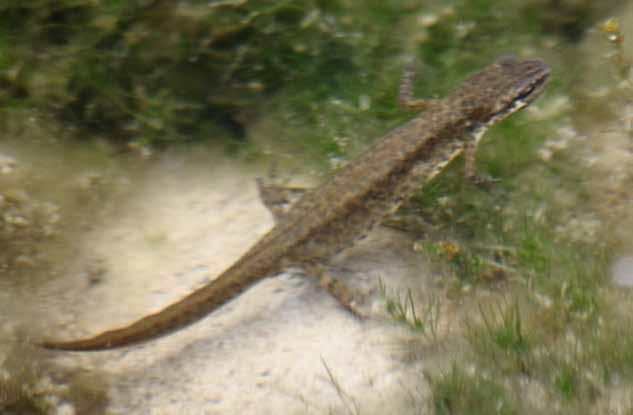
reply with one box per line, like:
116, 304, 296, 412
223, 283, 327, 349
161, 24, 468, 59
42, 55, 550, 351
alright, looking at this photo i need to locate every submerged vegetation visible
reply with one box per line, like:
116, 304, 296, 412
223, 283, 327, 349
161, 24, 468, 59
1, 0, 633, 413
0, 0, 615, 153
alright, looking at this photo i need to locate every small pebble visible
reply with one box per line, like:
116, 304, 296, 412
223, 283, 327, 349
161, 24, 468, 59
611, 256, 633, 287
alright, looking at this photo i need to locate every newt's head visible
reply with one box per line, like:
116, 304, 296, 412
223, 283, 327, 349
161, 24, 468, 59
450, 55, 550, 127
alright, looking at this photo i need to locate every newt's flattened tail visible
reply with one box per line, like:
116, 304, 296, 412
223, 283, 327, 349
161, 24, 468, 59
41, 258, 272, 351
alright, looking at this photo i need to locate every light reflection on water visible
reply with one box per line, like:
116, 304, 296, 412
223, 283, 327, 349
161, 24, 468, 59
611, 256, 633, 287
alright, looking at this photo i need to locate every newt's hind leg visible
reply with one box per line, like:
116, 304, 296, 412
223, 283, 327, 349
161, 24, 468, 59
303, 264, 368, 319
256, 163, 308, 223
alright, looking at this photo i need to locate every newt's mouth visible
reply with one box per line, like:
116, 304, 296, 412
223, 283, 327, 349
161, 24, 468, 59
515, 62, 551, 105
486, 62, 551, 126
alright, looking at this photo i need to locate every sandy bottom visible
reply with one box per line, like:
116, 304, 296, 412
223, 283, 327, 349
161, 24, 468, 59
18, 148, 441, 414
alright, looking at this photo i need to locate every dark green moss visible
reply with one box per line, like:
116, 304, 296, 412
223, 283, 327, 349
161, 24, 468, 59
0, 0, 598, 152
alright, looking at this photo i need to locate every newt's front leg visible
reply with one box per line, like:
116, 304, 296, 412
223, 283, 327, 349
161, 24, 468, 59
400, 62, 493, 185
398, 63, 440, 111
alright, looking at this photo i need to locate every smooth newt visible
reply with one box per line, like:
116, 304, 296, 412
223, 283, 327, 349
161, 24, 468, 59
42, 55, 550, 351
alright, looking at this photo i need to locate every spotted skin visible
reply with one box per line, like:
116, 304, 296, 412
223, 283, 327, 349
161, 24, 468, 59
41, 56, 550, 351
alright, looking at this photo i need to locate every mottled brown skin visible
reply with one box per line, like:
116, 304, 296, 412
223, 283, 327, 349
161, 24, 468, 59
42, 56, 550, 351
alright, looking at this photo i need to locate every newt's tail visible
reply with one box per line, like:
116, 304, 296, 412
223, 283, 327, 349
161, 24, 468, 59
41, 253, 277, 351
